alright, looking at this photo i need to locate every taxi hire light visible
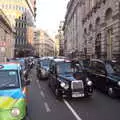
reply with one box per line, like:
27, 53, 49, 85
118, 81, 120, 86
11, 108, 20, 117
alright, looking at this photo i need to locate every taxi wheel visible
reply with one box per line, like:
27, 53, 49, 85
55, 88, 62, 100
107, 87, 116, 98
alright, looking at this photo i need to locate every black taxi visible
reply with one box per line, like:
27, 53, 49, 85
88, 59, 120, 97
36, 57, 52, 80
48, 58, 94, 99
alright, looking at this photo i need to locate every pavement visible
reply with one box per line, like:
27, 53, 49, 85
26, 67, 120, 120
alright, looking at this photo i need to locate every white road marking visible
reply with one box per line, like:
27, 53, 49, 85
40, 91, 45, 98
36, 80, 39, 83
38, 84, 41, 89
36, 80, 41, 88
44, 102, 51, 112
63, 99, 82, 120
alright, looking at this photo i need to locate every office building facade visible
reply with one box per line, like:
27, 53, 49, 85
0, 0, 36, 57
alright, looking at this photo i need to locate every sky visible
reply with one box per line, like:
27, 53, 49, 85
35, 0, 69, 38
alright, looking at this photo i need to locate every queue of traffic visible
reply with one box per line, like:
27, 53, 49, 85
36, 56, 120, 99
0, 56, 120, 120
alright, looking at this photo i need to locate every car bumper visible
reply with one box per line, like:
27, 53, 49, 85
61, 87, 94, 98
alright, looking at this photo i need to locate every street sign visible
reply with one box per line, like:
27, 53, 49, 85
0, 41, 6, 47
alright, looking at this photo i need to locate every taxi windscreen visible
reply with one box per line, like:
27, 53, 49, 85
0, 70, 19, 89
40, 59, 50, 67
57, 62, 74, 74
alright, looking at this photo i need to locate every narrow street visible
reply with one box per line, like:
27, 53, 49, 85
27, 68, 120, 120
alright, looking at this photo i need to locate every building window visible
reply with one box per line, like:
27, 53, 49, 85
24, 16, 26, 20
2, 4, 4, 9
95, 34, 101, 59
9, 4, 11, 9
95, 17, 100, 30
105, 8, 112, 21
19, 39, 21, 45
19, 6, 21, 11
89, 24, 93, 32
13, 5, 16, 10
17, 38, 19, 45
22, 23, 24, 28
22, 7, 24, 11
19, 23, 21, 28
16, 5, 18, 10
5, 4, 8, 9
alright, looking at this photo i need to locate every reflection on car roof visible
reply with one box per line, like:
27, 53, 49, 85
54, 59, 71, 62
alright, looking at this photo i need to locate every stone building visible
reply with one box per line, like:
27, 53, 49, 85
0, 0, 36, 57
0, 9, 14, 62
63, 0, 84, 58
33, 29, 54, 57
54, 34, 60, 56
58, 21, 64, 56
63, 0, 120, 60
82, 0, 120, 60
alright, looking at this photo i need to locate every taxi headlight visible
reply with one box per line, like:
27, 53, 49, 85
87, 81, 92, 86
118, 81, 120, 86
60, 82, 69, 90
11, 108, 20, 117
64, 84, 69, 90
60, 82, 66, 88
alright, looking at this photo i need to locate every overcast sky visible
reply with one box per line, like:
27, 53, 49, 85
35, 0, 69, 38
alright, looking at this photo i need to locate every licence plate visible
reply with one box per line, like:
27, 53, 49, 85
72, 92, 84, 98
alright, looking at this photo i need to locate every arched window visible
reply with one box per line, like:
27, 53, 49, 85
89, 24, 93, 31
95, 17, 100, 26
95, 33, 101, 58
84, 28, 87, 34
105, 8, 112, 21
95, 17, 100, 30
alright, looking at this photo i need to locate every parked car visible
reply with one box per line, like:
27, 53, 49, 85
0, 62, 30, 120
88, 59, 120, 97
36, 58, 52, 80
48, 58, 94, 99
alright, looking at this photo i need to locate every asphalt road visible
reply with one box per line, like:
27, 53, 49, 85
26, 68, 120, 120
